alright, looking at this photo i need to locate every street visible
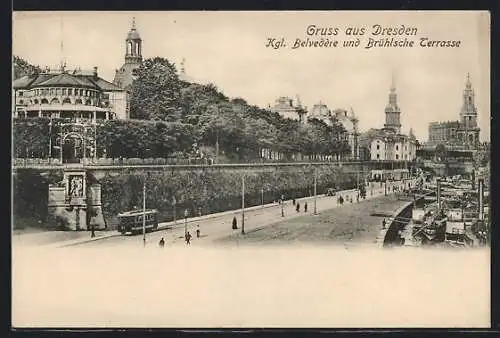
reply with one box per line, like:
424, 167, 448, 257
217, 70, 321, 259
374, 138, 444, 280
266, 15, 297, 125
80, 180, 413, 248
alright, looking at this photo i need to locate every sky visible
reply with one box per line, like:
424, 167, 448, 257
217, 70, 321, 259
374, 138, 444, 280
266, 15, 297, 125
12, 11, 490, 142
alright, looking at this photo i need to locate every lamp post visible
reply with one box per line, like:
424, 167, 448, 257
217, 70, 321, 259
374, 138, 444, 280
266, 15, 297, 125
142, 176, 146, 247
172, 196, 177, 225
184, 208, 188, 238
48, 117, 53, 162
241, 175, 245, 235
281, 194, 285, 217
261, 187, 264, 208
314, 167, 318, 215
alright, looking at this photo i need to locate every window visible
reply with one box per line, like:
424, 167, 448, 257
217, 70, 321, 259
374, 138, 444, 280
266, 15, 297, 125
396, 145, 399, 151
68, 88, 73, 95
62, 88, 67, 95
18, 91, 23, 97
376, 154, 380, 159
50, 88, 55, 95
376, 145, 380, 150
19, 99, 24, 104
396, 154, 399, 160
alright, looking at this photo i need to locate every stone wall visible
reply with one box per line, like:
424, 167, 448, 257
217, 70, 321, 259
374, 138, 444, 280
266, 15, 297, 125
13, 164, 368, 230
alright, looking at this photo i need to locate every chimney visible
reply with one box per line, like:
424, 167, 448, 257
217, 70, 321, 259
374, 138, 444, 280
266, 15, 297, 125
93, 66, 98, 79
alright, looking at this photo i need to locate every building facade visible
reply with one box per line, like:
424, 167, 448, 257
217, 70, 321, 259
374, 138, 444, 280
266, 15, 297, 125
428, 121, 460, 145
307, 102, 360, 160
270, 96, 307, 122
332, 108, 359, 160
426, 73, 481, 150
361, 77, 417, 162
370, 132, 417, 161
12, 66, 127, 121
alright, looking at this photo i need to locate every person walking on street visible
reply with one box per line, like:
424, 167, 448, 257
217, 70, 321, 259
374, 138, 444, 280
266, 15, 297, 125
292, 198, 296, 206
296, 203, 300, 212
186, 231, 192, 245
232, 216, 238, 230
382, 218, 386, 230
159, 237, 165, 247
90, 224, 95, 238
196, 225, 201, 238
304, 202, 308, 213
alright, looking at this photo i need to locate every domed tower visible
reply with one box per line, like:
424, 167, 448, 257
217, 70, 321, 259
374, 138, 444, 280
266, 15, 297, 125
125, 18, 142, 64
113, 17, 143, 90
383, 74, 402, 134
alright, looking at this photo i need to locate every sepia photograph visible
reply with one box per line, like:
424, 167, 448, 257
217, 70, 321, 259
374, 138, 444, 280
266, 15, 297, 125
12, 10, 491, 328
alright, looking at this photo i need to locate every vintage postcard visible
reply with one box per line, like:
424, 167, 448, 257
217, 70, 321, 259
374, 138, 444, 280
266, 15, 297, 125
12, 11, 491, 328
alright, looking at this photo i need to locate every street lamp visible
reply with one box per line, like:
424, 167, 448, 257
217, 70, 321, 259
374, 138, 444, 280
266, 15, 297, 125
142, 176, 147, 247
281, 194, 285, 217
314, 167, 318, 215
48, 117, 53, 162
241, 175, 245, 235
184, 208, 189, 238
172, 196, 177, 225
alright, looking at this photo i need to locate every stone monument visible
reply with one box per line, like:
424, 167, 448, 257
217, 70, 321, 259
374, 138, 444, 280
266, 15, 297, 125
47, 169, 106, 230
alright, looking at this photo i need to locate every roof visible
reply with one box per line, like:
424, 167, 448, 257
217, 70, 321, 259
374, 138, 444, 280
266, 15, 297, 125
118, 209, 158, 217
35, 73, 99, 89
86, 76, 124, 92
127, 28, 141, 40
12, 71, 126, 92
113, 62, 140, 89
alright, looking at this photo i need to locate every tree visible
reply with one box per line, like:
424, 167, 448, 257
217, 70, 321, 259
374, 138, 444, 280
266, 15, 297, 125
129, 57, 183, 121
13, 55, 41, 80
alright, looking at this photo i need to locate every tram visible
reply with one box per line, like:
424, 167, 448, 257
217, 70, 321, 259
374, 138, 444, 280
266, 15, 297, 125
117, 209, 159, 235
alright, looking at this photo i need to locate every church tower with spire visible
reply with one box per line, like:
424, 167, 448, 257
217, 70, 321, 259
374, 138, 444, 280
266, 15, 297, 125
457, 73, 480, 148
384, 75, 402, 134
113, 17, 143, 90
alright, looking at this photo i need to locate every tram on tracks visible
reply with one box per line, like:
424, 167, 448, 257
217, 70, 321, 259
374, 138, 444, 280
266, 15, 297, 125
117, 209, 159, 235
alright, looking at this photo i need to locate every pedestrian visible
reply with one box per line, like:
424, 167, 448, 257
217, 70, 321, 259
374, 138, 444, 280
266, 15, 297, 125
356, 194, 359, 203
296, 203, 300, 212
304, 202, 308, 212
232, 216, 238, 230
382, 218, 386, 230
159, 237, 165, 247
90, 224, 95, 238
292, 198, 296, 206
196, 225, 200, 238
186, 231, 192, 245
